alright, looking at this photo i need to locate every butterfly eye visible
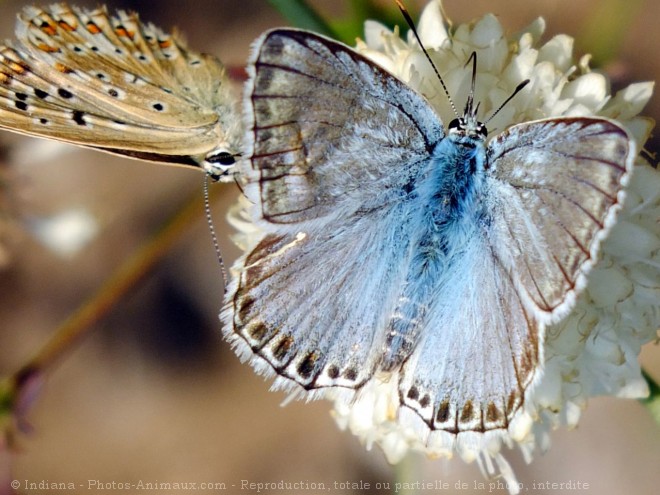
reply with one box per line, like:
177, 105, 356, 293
207, 151, 236, 166
204, 151, 237, 182
448, 118, 461, 131
478, 124, 488, 137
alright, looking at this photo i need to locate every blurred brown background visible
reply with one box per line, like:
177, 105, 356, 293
0, 1, 658, 494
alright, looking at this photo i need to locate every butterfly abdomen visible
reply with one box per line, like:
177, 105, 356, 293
382, 138, 488, 370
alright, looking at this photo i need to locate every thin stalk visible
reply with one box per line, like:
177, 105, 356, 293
6, 187, 218, 405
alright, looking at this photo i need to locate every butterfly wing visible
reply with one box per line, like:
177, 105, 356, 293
0, 5, 239, 173
225, 29, 443, 394
398, 232, 540, 432
241, 28, 443, 228
485, 117, 633, 320
398, 117, 634, 432
226, 208, 417, 394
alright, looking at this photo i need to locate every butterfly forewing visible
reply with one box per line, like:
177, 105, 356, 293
0, 4, 239, 169
485, 118, 634, 320
243, 29, 443, 227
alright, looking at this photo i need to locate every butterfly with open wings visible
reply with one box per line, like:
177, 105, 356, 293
222, 27, 634, 434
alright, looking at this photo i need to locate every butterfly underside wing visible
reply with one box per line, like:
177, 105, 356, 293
0, 4, 240, 177
223, 28, 634, 434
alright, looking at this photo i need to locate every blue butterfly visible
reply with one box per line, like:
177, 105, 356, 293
222, 28, 634, 433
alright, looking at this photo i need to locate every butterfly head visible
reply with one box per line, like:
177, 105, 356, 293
447, 116, 488, 140
446, 63, 489, 141
202, 149, 239, 182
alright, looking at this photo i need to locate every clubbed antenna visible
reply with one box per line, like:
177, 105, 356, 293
484, 79, 531, 125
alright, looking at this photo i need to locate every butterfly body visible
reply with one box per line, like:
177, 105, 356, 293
382, 131, 488, 370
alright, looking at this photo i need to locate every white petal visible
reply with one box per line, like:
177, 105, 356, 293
587, 265, 634, 308
517, 17, 546, 47
602, 81, 655, 119
470, 14, 504, 46
418, 0, 449, 49
503, 47, 538, 83
616, 377, 650, 398
604, 219, 660, 261
562, 72, 609, 112
538, 34, 574, 72
363, 20, 391, 50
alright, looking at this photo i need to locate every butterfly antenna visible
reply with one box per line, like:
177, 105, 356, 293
464, 52, 478, 118
395, 0, 459, 118
233, 172, 246, 198
483, 79, 531, 125
203, 176, 228, 293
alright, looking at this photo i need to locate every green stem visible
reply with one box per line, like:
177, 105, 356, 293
268, 0, 337, 38
640, 369, 660, 426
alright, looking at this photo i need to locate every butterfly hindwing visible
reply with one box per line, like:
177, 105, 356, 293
223, 203, 416, 393
398, 233, 539, 432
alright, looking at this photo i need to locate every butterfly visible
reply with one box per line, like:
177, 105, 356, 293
0, 4, 240, 180
221, 28, 635, 434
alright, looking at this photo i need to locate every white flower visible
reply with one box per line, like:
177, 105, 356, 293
228, 1, 658, 492
328, 1, 658, 491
